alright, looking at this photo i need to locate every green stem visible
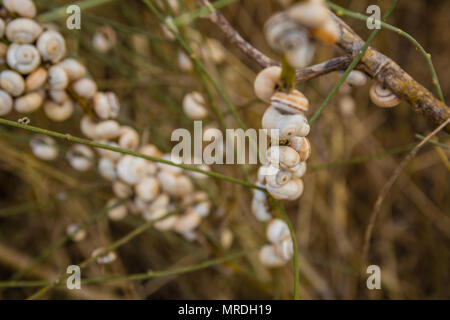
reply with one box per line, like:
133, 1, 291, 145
280, 56, 297, 92
327, 1, 445, 102
0, 118, 264, 191
310, 1, 398, 126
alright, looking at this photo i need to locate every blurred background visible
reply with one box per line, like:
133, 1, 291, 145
0, 0, 449, 299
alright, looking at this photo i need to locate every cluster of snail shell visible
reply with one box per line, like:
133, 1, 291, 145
0, 0, 213, 264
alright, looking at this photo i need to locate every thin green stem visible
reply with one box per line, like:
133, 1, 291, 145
0, 118, 264, 191
309, 0, 398, 126
327, 1, 445, 102
415, 134, 449, 150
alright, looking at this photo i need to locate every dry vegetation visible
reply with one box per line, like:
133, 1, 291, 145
0, 0, 449, 299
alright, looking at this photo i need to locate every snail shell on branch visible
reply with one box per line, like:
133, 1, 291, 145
0, 89, 13, 116
288, 136, 311, 161
266, 178, 304, 200
5, 18, 42, 44
7, 43, 41, 74
265, 166, 292, 188
30, 134, 58, 161
262, 106, 310, 139
95, 120, 121, 140
135, 176, 159, 202
112, 181, 133, 198
266, 145, 300, 169
92, 25, 117, 53
259, 244, 286, 267
116, 155, 153, 185
174, 208, 202, 233
345, 70, 367, 87
106, 198, 128, 221
91, 247, 117, 264
287, 1, 329, 28
270, 90, 309, 114
254, 66, 282, 102
37, 30, 66, 63
93, 92, 120, 119
98, 157, 117, 181
118, 126, 139, 150
369, 82, 401, 108
267, 218, 290, 243
274, 238, 293, 261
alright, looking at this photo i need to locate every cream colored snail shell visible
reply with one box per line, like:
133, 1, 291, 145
0, 70, 25, 97
92, 25, 117, 53
265, 166, 292, 188
345, 70, 367, 87
251, 189, 272, 222
14, 91, 44, 113
267, 218, 290, 244
66, 144, 94, 171
92, 247, 117, 264
287, 1, 329, 28
49, 89, 70, 103
25, 67, 47, 91
98, 157, 117, 181
174, 208, 202, 233
72, 78, 97, 100
96, 140, 122, 161
266, 145, 300, 169
118, 126, 139, 150
254, 66, 281, 102
270, 89, 309, 114
94, 120, 121, 140
192, 201, 211, 218
116, 155, 152, 185
48, 65, 69, 90
288, 136, 311, 161
80, 115, 98, 139
66, 223, 86, 242
183, 91, 208, 120
5, 18, 42, 44
178, 50, 193, 72
93, 92, 120, 119
3, 0, 37, 18
139, 144, 163, 158
58, 58, 87, 81
30, 134, 58, 161
36, 30, 66, 63
262, 107, 310, 139
266, 178, 304, 201
264, 12, 303, 53
275, 238, 294, 261
259, 244, 286, 267
135, 176, 159, 202
106, 198, 128, 221
0, 89, 13, 116
112, 181, 132, 198
7, 44, 41, 74
288, 161, 307, 179
369, 82, 401, 108
43, 99, 74, 122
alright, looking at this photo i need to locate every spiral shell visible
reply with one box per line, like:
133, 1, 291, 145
58, 58, 87, 81
259, 244, 286, 267
36, 30, 66, 63
98, 157, 117, 181
288, 136, 311, 161
266, 178, 304, 200
72, 78, 97, 100
3, 0, 37, 18
267, 219, 290, 243
66, 144, 94, 171
0, 70, 25, 97
0, 90, 13, 116
43, 99, 74, 122
48, 65, 69, 90
275, 238, 293, 261
14, 91, 43, 113
182, 91, 208, 120
112, 181, 132, 198
93, 92, 120, 119
266, 145, 300, 169
49, 89, 70, 103
174, 209, 202, 233
117, 155, 152, 185
92, 25, 117, 53
7, 43, 41, 74
288, 161, 307, 179
265, 166, 292, 188
135, 177, 159, 202
80, 115, 97, 139
118, 126, 139, 150
369, 82, 401, 108
271, 90, 309, 114
254, 66, 282, 102
25, 67, 47, 91
5, 18, 42, 44
95, 120, 121, 140
30, 134, 58, 161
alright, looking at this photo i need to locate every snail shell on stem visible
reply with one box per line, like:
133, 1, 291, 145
254, 66, 282, 103
30, 134, 58, 161
369, 82, 401, 108
270, 89, 309, 115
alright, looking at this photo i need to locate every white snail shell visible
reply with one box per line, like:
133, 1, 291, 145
5, 18, 42, 44
92, 247, 117, 264
288, 161, 307, 179
98, 157, 117, 181
25, 67, 47, 91
92, 25, 117, 53
116, 155, 152, 185
192, 201, 211, 218
135, 176, 159, 202
0, 90, 13, 116
80, 115, 98, 139
72, 78, 97, 100
174, 208, 202, 233
118, 126, 139, 150
96, 140, 122, 161
345, 70, 367, 87
7, 43, 41, 74
14, 91, 44, 113
0, 70, 25, 97
150, 193, 170, 211
95, 120, 121, 140
36, 30, 66, 63
284, 39, 315, 69
266, 178, 304, 200
267, 219, 290, 243
93, 92, 120, 119
265, 166, 292, 188
263, 106, 310, 139
288, 136, 311, 161
66, 223, 87, 242
139, 144, 163, 158
274, 238, 294, 261
251, 191, 272, 222
287, 1, 329, 28
266, 145, 300, 169
254, 66, 281, 102
259, 244, 286, 267
3, 0, 37, 18
66, 144, 94, 171
178, 50, 193, 72
58, 58, 87, 81
43, 99, 74, 122
49, 89, 70, 103
48, 65, 69, 90
264, 12, 301, 52
30, 134, 58, 161
112, 180, 132, 198
107, 198, 128, 221
369, 82, 401, 108
270, 90, 309, 114
183, 91, 208, 120
186, 163, 210, 180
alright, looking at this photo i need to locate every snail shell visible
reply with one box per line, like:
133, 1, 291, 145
98, 157, 117, 181
58, 58, 87, 81
5, 18, 42, 44
66, 144, 94, 171
0, 70, 25, 97
266, 178, 304, 200
95, 120, 121, 140
106, 198, 128, 221
157, 154, 183, 174
43, 99, 74, 122
92, 247, 117, 264
117, 155, 153, 185
259, 244, 286, 267
266, 145, 300, 169
118, 126, 139, 150
264, 12, 302, 52
369, 82, 400, 108
7, 43, 41, 74
345, 70, 367, 87
14, 91, 44, 113
92, 25, 117, 53
267, 218, 290, 243
66, 223, 86, 242
251, 190, 272, 222
49, 89, 70, 103
112, 180, 133, 198
96, 140, 122, 161
3, 0, 37, 18
25, 67, 48, 91
48, 65, 69, 90
288, 136, 311, 161
287, 1, 329, 28
265, 166, 292, 188
0, 89, 13, 116
93, 92, 120, 119
182, 91, 208, 120
36, 30, 66, 63
192, 201, 211, 218
30, 134, 58, 161
72, 78, 97, 100
270, 89, 309, 114
254, 66, 281, 102
274, 238, 294, 261
262, 106, 310, 138
80, 115, 98, 139
139, 144, 163, 158
288, 161, 307, 179
135, 176, 159, 202
174, 208, 202, 233
178, 50, 193, 72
